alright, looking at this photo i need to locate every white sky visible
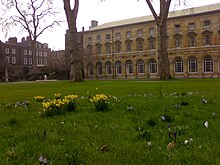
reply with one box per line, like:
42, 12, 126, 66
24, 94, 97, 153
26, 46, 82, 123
0, 0, 219, 50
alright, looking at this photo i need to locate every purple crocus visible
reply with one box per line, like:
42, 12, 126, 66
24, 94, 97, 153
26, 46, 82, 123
174, 131, 177, 139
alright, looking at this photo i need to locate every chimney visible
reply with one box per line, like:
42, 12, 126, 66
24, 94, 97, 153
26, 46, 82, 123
21, 37, 25, 43
8, 37, 17, 44
89, 20, 98, 29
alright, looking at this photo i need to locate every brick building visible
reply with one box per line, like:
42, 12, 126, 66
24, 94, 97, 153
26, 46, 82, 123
0, 37, 51, 81
82, 3, 220, 79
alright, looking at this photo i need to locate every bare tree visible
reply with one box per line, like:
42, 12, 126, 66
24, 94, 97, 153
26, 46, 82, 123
0, 0, 62, 67
146, 0, 189, 79
63, 0, 83, 82
145, 0, 172, 79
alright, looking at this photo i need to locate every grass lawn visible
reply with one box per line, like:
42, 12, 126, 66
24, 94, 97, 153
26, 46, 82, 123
0, 79, 220, 164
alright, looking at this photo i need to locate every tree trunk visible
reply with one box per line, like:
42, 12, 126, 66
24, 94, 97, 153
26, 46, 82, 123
157, 23, 171, 79
63, 0, 83, 82
67, 30, 83, 82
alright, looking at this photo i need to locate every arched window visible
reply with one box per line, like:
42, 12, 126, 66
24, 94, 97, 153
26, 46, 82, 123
88, 64, 93, 76
203, 57, 213, 73
106, 62, 112, 75
188, 58, 198, 73
137, 60, 145, 74
175, 58, 184, 73
149, 59, 157, 74
126, 61, 133, 74
97, 62, 102, 75
115, 61, 122, 75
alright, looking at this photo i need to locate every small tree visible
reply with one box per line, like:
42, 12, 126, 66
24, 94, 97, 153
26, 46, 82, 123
63, 0, 83, 82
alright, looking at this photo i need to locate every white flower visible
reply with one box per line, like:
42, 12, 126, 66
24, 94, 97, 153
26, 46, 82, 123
39, 155, 43, 163
147, 141, 152, 147
184, 140, 189, 145
204, 121, 208, 128
61, 121, 64, 125
43, 157, 47, 164
189, 138, 193, 143
161, 116, 165, 121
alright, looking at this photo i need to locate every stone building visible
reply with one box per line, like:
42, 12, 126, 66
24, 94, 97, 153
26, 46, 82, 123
82, 3, 220, 79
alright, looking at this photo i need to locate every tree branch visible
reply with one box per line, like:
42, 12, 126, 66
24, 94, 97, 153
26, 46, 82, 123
145, 0, 159, 25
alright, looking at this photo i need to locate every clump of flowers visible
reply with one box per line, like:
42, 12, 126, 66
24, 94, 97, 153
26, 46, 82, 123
90, 94, 109, 111
34, 96, 45, 102
40, 94, 78, 117
54, 93, 62, 99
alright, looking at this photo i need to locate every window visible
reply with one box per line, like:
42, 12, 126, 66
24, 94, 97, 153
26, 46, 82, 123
87, 46, 93, 56
137, 41, 143, 51
37, 58, 43, 65
6, 56, 10, 63
126, 31, 131, 38
204, 34, 211, 46
29, 58, 32, 64
175, 37, 181, 48
29, 50, 32, 55
204, 20, 211, 28
189, 35, 196, 47
106, 62, 112, 75
88, 64, 94, 76
96, 45, 102, 54
116, 33, 121, 39
88, 37, 92, 44
203, 57, 213, 73
44, 52, 47, 57
137, 29, 143, 37
126, 61, 133, 74
126, 42, 131, 52
188, 58, 198, 73
97, 35, 101, 42
39, 51, 43, 56
12, 57, 16, 64
115, 42, 121, 53
12, 48, 16, 54
149, 28, 154, 35
97, 62, 102, 75
106, 34, 111, 41
149, 37, 155, 50
44, 59, 47, 65
24, 58, 27, 64
175, 24, 181, 32
137, 60, 145, 74
175, 58, 184, 73
5, 48, 9, 54
106, 44, 111, 54
24, 50, 27, 55
149, 59, 157, 74
188, 23, 195, 30
116, 61, 122, 75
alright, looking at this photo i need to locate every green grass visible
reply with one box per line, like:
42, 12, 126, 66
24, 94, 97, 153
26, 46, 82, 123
0, 79, 220, 164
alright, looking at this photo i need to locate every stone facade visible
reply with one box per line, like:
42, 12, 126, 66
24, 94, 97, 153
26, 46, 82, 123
82, 3, 220, 79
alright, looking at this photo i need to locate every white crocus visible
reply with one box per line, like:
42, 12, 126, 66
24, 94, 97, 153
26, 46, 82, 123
204, 121, 208, 128
184, 140, 189, 145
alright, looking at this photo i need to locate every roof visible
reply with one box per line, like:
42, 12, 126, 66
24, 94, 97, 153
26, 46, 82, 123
87, 3, 220, 32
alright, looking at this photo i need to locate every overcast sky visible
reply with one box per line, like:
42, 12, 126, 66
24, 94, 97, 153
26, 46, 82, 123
1, 0, 219, 50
